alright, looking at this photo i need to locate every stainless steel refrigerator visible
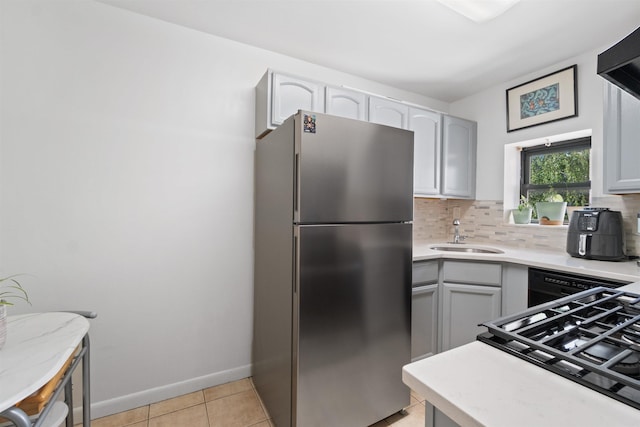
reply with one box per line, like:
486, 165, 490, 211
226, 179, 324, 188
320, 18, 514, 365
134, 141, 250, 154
253, 111, 413, 427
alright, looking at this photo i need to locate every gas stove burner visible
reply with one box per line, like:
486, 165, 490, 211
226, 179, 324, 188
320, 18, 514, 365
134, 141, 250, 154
580, 342, 640, 376
601, 312, 631, 326
621, 333, 640, 346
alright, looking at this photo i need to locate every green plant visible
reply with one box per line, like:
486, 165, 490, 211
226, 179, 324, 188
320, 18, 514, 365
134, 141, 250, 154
0, 275, 30, 306
516, 195, 533, 211
542, 188, 564, 203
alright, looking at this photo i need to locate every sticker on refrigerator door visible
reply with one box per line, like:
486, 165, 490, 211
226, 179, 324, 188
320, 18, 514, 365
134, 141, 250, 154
303, 114, 316, 133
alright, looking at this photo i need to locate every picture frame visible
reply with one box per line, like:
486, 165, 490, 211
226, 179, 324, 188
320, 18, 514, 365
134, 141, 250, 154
506, 65, 577, 132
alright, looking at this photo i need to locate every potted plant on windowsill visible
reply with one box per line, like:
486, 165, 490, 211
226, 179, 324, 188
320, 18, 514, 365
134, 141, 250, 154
511, 195, 533, 224
535, 191, 567, 226
0, 275, 30, 350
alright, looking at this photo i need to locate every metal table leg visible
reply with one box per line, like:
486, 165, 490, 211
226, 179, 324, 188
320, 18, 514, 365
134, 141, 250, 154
61, 333, 91, 426
65, 377, 73, 427
0, 406, 31, 427
63, 310, 95, 427
82, 334, 91, 427
63, 333, 92, 426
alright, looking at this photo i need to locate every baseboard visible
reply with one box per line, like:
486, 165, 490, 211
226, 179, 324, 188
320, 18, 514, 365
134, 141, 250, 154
75, 364, 252, 420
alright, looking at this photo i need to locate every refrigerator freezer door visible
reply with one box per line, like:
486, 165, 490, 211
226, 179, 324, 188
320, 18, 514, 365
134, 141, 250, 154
295, 112, 413, 224
294, 222, 412, 427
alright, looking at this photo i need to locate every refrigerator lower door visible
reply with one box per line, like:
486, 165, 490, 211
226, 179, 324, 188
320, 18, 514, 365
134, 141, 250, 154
294, 223, 412, 427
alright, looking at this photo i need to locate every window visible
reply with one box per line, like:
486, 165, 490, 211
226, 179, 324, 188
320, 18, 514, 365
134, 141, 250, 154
521, 137, 591, 220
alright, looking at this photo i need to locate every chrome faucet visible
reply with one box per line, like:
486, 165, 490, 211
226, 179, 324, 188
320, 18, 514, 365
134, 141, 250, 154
452, 219, 467, 244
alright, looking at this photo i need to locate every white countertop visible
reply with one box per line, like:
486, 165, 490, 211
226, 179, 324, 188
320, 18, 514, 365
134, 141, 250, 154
0, 312, 89, 413
414, 240, 640, 283
408, 241, 640, 425
403, 341, 640, 427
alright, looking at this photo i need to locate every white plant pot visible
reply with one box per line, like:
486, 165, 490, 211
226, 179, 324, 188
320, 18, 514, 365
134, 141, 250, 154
536, 202, 567, 225
511, 208, 533, 224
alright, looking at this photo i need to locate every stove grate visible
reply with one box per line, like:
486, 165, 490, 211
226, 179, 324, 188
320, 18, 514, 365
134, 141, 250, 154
478, 287, 640, 410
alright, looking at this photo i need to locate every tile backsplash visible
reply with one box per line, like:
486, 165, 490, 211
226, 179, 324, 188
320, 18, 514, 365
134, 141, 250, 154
414, 194, 640, 256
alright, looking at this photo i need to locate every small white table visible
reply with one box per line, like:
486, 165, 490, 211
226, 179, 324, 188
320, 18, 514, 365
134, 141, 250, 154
403, 341, 640, 427
0, 312, 91, 427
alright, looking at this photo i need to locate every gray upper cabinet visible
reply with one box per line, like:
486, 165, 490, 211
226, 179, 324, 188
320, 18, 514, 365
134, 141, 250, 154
368, 96, 409, 129
255, 70, 324, 138
255, 70, 477, 199
271, 73, 323, 127
604, 82, 640, 193
409, 110, 477, 199
325, 86, 367, 121
409, 108, 441, 196
441, 115, 477, 199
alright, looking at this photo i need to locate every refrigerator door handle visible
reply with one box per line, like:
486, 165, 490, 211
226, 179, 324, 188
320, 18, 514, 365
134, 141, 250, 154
293, 231, 299, 295
294, 152, 300, 221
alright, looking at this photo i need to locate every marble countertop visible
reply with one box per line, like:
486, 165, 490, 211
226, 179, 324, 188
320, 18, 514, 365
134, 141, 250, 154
0, 312, 89, 413
403, 341, 640, 427
414, 240, 640, 283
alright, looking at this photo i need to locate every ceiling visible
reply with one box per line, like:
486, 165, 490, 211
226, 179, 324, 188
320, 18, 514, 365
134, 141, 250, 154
97, 0, 640, 102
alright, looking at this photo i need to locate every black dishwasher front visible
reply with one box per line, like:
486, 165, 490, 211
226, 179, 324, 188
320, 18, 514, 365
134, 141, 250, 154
528, 268, 629, 307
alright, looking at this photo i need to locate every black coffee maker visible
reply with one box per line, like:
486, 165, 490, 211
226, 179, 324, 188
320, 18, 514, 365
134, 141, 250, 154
566, 208, 626, 261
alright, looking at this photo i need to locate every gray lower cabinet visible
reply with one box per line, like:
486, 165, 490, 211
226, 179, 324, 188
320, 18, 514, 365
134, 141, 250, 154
424, 260, 503, 427
604, 82, 640, 193
426, 403, 460, 427
439, 261, 502, 353
440, 283, 501, 352
501, 263, 529, 316
412, 260, 506, 358
411, 261, 439, 361
411, 284, 438, 361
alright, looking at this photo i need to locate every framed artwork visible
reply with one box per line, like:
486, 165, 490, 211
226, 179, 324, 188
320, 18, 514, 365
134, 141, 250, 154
506, 65, 577, 132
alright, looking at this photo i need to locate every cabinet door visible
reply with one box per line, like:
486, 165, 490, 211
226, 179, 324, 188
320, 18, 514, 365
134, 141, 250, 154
441, 116, 477, 199
411, 284, 438, 361
425, 404, 461, 427
440, 283, 501, 352
501, 264, 528, 316
410, 108, 441, 196
271, 73, 324, 127
368, 96, 409, 129
325, 86, 367, 121
604, 82, 640, 193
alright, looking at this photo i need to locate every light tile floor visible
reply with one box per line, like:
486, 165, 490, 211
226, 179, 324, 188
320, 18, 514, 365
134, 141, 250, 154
78, 377, 427, 427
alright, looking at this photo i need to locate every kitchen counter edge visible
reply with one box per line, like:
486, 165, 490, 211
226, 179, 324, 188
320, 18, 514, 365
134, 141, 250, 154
413, 240, 640, 283
402, 341, 640, 427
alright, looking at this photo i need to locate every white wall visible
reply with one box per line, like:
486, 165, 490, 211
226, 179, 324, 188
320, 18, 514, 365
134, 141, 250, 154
450, 48, 609, 201
0, 0, 446, 418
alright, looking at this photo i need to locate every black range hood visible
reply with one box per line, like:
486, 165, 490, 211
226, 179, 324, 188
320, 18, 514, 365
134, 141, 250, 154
597, 26, 640, 100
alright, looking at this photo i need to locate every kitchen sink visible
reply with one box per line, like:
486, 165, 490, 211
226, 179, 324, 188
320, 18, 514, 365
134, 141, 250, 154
429, 245, 504, 254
